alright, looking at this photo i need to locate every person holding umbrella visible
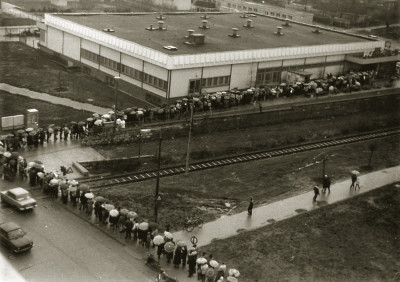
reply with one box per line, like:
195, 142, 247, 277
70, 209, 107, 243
181, 245, 188, 269
125, 217, 134, 240
350, 171, 359, 189
164, 241, 175, 264
188, 249, 198, 278
173, 246, 182, 268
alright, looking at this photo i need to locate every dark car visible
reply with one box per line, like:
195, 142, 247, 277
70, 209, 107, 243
0, 222, 34, 253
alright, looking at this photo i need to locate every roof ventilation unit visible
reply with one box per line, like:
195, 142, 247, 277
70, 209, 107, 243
199, 20, 210, 29
146, 24, 157, 31
274, 26, 284, 35
312, 26, 322, 34
240, 13, 249, 18
201, 13, 210, 19
156, 14, 166, 20
185, 29, 195, 38
185, 33, 205, 45
158, 21, 167, 31
243, 19, 254, 28
229, 28, 240, 38
103, 28, 115, 32
283, 19, 291, 27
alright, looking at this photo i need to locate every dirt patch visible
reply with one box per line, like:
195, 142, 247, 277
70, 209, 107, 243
200, 184, 400, 281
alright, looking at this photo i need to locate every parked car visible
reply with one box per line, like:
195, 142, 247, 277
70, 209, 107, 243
0, 188, 37, 211
0, 222, 34, 253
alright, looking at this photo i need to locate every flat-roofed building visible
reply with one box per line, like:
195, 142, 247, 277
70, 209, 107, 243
38, 12, 397, 106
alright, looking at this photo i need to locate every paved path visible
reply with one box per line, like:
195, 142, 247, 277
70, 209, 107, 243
0, 83, 111, 114
173, 166, 400, 247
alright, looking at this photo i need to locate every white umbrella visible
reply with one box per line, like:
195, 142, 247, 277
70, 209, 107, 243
164, 231, 173, 239
209, 260, 219, 269
25, 128, 34, 132
70, 180, 79, 186
226, 277, 238, 282
351, 170, 360, 175
37, 172, 44, 178
196, 257, 207, 265
102, 204, 115, 211
102, 114, 111, 119
139, 222, 149, 230
153, 235, 165, 246
50, 179, 59, 185
94, 119, 103, 126
228, 269, 240, 278
109, 209, 119, 217
3, 152, 11, 158
85, 192, 94, 199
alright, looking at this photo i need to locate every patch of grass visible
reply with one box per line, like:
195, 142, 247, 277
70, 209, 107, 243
0, 15, 36, 26
200, 184, 400, 281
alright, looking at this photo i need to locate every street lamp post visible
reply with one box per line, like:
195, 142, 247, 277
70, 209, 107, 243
185, 104, 194, 175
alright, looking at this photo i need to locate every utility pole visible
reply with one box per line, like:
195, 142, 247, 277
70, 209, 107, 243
185, 104, 194, 175
322, 155, 328, 181
138, 129, 142, 161
154, 133, 162, 223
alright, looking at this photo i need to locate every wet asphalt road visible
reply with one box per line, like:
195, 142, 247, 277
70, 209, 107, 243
0, 184, 154, 282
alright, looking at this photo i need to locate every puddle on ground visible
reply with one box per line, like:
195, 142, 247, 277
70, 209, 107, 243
317, 201, 328, 207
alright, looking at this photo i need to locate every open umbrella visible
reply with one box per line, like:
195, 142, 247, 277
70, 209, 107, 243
50, 179, 59, 185
79, 184, 90, 192
102, 114, 111, 119
127, 211, 138, 218
70, 179, 79, 186
139, 222, 149, 230
102, 204, 115, 211
78, 121, 86, 126
3, 152, 11, 158
153, 235, 165, 246
148, 222, 159, 231
226, 277, 238, 282
228, 269, 240, 277
351, 170, 360, 175
69, 186, 77, 192
85, 192, 94, 199
10, 152, 19, 159
37, 172, 44, 178
25, 128, 34, 132
164, 242, 175, 253
94, 119, 103, 126
109, 209, 119, 217
17, 129, 25, 134
29, 131, 37, 136
60, 182, 69, 190
176, 241, 187, 247
94, 196, 107, 203
86, 118, 94, 122
205, 267, 216, 279
119, 208, 129, 215
209, 260, 219, 269
164, 231, 173, 239
196, 257, 207, 265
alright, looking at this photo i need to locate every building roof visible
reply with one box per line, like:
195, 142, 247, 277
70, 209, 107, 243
57, 13, 369, 55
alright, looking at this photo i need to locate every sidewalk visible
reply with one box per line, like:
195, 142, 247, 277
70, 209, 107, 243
50, 165, 399, 282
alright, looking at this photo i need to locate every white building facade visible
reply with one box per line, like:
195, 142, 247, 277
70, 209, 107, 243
39, 13, 387, 106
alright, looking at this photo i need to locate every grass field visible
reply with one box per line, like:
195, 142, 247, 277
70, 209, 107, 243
200, 183, 400, 282
0, 15, 36, 27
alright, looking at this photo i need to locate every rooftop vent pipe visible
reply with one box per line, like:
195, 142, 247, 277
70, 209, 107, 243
199, 20, 210, 29
156, 14, 166, 20
229, 28, 240, 38
243, 19, 254, 28
283, 19, 291, 27
145, 24, 156, 31
274, 26, 284, 35
201, 13, 210, 19
158, 21, 167, 30
240, 13, 249, 18
185, 29, 195, 38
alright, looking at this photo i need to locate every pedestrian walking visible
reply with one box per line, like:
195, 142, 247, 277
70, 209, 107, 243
355, 177, 361, 189
187, 249, 197, 278
248, 197, 253, 215
173, 246, 182, 268
157, 243, 165, 261
350, 174, 357, 189
181, 246, 188, 268
322, 175, 331, 193
313, 186, 320, 202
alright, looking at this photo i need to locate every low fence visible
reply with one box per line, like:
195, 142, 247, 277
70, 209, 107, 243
0, 25, 37, 36
78, 155, 153, 174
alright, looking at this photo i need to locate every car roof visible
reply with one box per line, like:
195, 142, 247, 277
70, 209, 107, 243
7, 187, 29, 196
0, 222, 22, 232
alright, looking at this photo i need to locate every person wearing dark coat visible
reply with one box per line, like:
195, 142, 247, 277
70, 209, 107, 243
157, 243, 165, 260
181, 246, 188, 268
322, 175, 331, 193
248, 197, 254, 215
173, 246, 182, 268
313, 186, 320, 202
188, 250, 197, 278
125, 219, 133, 239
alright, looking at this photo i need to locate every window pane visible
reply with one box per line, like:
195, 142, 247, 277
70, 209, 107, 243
218, 77, 224, 85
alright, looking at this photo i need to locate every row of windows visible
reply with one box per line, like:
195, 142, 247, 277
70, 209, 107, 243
228, 3, 293, 19
256, 71, 281, 86
81, 48, 168, 91
189, 75, 230, 93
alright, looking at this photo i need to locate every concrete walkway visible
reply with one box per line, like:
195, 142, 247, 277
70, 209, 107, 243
173, 166, 400, 247
0, 83, 111, 114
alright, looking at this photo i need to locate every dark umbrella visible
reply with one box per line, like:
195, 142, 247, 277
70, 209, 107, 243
148, 222, 160, 231
79, 184, 90, 192
29, 131, 36, 136
78, 121, 86, 126
10, 152, 19, 159
53, 126, 61, 131
164, 242, 175, 253
94, 196, 107, 203
17, 129, 25, 134
60, 182, 69, 190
